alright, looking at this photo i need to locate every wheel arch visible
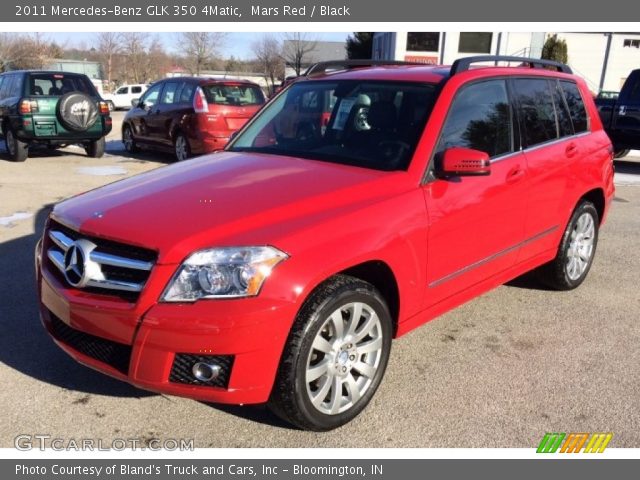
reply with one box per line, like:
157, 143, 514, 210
579, 187, 606, 224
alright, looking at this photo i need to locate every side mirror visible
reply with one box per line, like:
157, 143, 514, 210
132, 98, 141, 108
438, 147, 491, 176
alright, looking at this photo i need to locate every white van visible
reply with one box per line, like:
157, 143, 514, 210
102, 84, 148, 111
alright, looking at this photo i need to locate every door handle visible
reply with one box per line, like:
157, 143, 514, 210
565, 142, 578, 158
506, 164, 525, 183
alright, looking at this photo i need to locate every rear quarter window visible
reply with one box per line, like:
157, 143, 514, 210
559, 81, 589, 133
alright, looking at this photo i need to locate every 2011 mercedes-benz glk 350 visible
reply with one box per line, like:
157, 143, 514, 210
36, 57, 615, 431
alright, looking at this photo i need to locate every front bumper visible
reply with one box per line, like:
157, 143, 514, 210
37, 252, 298, 405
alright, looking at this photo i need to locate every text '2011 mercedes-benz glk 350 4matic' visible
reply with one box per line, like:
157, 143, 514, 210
36, 57, 614, 431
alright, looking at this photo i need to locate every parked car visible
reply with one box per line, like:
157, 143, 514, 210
121, 77, 265, 161
0, 70, 112, 162
595, 69, 640, 158
102, 84, 148, 111
36, 57, 614, 431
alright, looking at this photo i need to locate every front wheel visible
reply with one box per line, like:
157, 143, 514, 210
269, 275, 392, 431
122, 125, 139, 153
537, 201, 599, 290
85, 137, 105, 158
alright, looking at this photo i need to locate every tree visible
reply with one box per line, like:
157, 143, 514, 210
0, 33, 17, 72
120, 32, 149, 83
252, 34, 283, 94
346, 33, 373, 59
180, 32, 226, 75
541, 34, 568, 64
95, 32, 121, 89
282, 33, 318, 76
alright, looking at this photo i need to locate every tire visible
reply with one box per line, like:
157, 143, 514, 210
614, 149, 630, 159
56, 92, 99, 132
5, 129, 28, 162
122, 125, 139, 153
537, 201, 599, 290
269, 274, 392, 431
85, 137, 105, 158
174, 133, 191, 161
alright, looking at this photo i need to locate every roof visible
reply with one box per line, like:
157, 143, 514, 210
153, 76, 261, 86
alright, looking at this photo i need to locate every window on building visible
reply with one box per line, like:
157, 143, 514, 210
406, 33, 440, 52
458, 33, 493, 53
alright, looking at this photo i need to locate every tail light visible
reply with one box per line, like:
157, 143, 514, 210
19, 99, 38, 114
99, 101, 110, 115
193, 87, 209, 113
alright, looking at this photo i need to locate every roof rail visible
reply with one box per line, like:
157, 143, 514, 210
450, 55, 572, 75
304, 60, 420, 77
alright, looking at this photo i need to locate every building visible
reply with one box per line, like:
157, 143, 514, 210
373, 32, 640, 92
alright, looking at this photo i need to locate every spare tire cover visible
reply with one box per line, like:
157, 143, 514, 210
57, 92, 99, 132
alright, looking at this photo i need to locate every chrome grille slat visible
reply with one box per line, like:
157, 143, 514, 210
89, 251, 153, 271
86, 278, 143, 293
45, 227, 155, 299
49, 230, 73, 252
47, 249, 65, 272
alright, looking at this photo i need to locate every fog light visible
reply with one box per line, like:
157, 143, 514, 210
192, 362, 221, 382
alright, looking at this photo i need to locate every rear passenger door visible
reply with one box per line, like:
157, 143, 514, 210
423, 79, 528, 305
513, 77, 584, 261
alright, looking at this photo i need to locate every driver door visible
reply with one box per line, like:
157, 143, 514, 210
422, 79, 528, 307
127, 82, 163, 146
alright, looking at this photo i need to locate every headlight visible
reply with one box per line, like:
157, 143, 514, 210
161, 246, 288, 302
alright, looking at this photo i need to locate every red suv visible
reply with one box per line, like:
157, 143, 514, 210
121, 77, 265, 161
36, 57, 614, 431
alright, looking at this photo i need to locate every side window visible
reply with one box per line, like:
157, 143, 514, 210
551, 81, 574, 138
9, 75, 24, 97
0, 75, 15, 99
160, 82, 179, 104
513, 78, 558, 147
116, 87, 128, 94
179, 82, 195, 103
437, 79, 513, 158
559, 81, 588, 133
141, 83, 162, 107
131, 86, 142, 94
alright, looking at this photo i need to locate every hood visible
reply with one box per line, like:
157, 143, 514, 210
53, 152, 408, 264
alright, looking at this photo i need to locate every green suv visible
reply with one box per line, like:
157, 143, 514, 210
0, 71, 112, 162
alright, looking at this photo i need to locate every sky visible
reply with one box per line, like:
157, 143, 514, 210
46, 32, 352, 59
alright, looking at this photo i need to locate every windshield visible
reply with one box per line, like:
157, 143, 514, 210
228, 80, 438, 171
202, 84, 265, 106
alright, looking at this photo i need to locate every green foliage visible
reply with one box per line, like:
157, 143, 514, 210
541, 34, 568, 64
346, 33, 373, 60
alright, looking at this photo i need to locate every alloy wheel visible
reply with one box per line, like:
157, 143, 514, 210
305, 301, 384, 415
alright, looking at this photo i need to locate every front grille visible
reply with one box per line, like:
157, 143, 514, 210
49, 313, 132, 374
169, 354, 234, 388
45, 220, 157, 302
